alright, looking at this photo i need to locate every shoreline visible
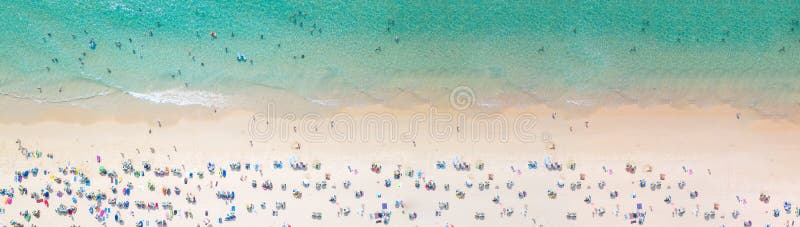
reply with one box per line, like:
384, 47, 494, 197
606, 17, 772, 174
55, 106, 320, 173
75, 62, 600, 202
2, 86, 800, 124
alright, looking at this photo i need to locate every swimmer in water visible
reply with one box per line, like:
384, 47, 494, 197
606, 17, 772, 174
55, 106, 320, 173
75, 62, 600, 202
88, 39, 97, 50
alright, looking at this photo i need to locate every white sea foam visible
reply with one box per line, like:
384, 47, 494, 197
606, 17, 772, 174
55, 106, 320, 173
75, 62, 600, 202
565, 99, 593, 107
308, 99, 340, 106
126, 89, 225, 108
0, 90, 114, 104
477, 102, 502, 108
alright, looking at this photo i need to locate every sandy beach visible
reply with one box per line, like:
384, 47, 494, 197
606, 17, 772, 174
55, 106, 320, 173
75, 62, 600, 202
2, 2, 800, 226
1, 94, 799, 226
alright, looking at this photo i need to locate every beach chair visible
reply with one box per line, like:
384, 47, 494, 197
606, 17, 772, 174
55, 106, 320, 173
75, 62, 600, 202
566, 212, 577, 220
474, 212, 485, 220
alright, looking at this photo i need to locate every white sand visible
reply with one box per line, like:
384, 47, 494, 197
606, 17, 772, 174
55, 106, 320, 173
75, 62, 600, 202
1, 102, 799, 226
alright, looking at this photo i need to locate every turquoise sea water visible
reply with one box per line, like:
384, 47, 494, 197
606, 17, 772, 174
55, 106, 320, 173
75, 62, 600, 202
1, 1, 799, 115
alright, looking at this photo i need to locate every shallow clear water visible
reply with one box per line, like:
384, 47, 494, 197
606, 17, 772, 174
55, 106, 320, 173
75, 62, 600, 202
1, 1, 799, 115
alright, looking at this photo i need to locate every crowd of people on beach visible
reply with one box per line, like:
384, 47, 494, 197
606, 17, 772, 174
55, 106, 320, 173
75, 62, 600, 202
2, 139, 799, 226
